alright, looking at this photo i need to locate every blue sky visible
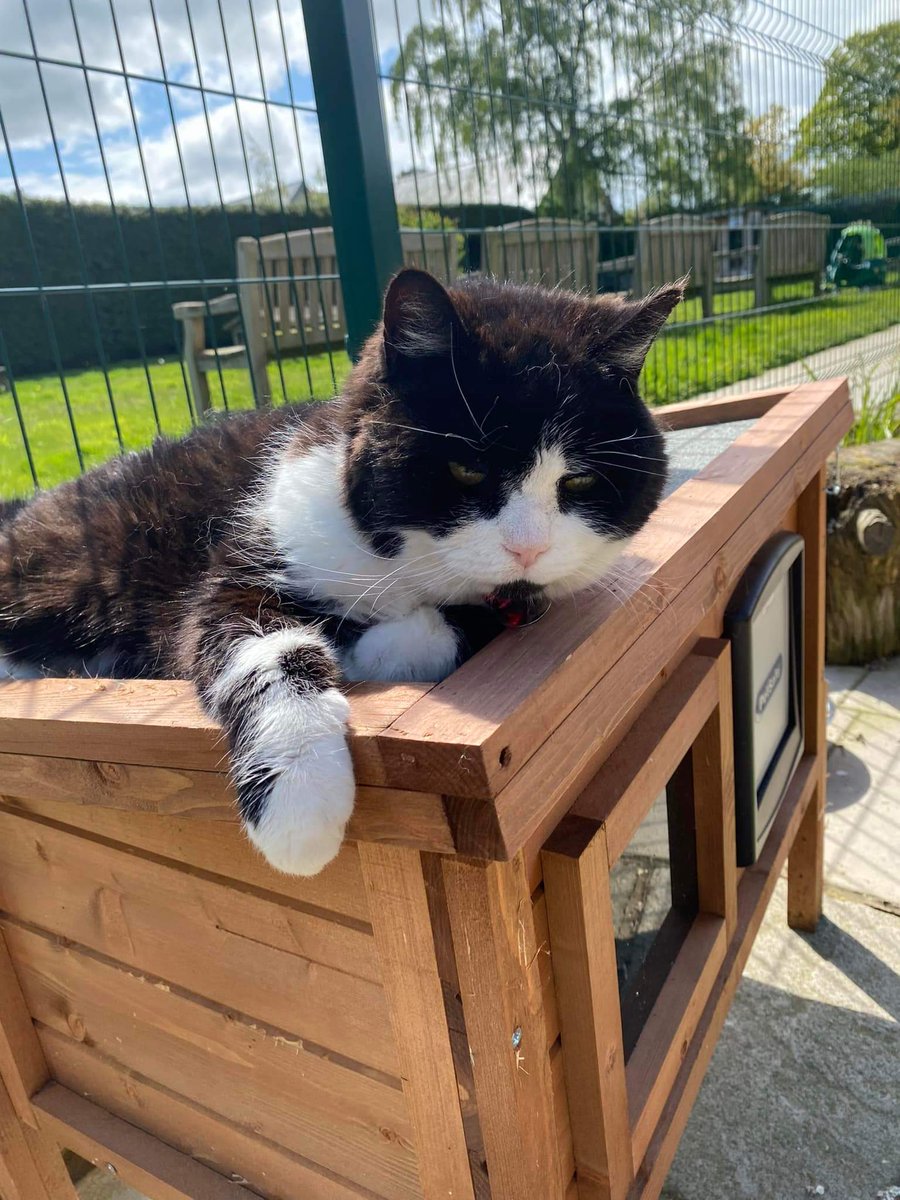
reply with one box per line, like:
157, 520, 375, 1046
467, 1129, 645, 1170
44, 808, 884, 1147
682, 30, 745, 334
0, 0, 886, 209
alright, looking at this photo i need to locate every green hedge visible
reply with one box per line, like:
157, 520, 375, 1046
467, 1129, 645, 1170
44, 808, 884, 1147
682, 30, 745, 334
0, 197, 332, 378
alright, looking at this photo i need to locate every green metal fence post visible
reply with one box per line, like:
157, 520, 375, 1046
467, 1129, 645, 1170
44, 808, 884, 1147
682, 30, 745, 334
303, 0, 403, 358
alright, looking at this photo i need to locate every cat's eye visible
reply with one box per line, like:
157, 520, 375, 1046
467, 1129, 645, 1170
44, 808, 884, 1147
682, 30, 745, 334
449, 461, 487, 486
561, 472, 598, 493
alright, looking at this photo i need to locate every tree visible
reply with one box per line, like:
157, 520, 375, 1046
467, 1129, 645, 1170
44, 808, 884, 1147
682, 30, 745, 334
798, 22, 900, 162
745, 105, 806, 203
388, 0, 753, 220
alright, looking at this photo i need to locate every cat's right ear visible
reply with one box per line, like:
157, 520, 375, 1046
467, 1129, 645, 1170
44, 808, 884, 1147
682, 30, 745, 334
383, 269, 462, 365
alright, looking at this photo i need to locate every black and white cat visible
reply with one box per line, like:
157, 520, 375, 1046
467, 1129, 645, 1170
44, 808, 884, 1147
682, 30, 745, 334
0, 269, 682, 875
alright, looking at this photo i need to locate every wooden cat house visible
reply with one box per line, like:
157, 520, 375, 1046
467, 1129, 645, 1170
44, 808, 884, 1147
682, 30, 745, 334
0, 378, 851, 1200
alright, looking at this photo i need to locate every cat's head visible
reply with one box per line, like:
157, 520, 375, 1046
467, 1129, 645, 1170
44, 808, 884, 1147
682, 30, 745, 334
343, 269, 682, 605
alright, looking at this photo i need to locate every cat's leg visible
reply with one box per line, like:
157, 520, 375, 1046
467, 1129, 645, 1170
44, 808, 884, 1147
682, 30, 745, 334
342, 605, 461, 683
186, 587, 354, 876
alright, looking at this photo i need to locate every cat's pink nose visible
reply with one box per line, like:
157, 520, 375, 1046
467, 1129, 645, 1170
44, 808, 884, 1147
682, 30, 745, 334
503, 542, 550, 570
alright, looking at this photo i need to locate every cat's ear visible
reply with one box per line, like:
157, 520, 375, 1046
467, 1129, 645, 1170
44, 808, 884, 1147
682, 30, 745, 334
383, 268, 462, 363
595, 278, 687, 377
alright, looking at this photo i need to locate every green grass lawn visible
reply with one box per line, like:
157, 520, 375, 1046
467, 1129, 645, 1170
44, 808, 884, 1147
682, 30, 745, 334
2, 279, 899, 499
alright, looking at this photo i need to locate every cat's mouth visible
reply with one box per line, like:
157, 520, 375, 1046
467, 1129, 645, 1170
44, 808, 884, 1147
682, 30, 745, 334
483, 581, 549, 628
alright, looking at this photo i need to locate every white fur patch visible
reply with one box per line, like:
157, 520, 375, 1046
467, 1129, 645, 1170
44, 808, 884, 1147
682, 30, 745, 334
342, 606, 459, 683
214, 626, 354, 877
242, 686, 354, 877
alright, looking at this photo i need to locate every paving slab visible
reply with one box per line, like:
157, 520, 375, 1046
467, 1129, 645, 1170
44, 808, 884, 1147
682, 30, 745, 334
825, 662, 900, 909
662, 882, 900, 1200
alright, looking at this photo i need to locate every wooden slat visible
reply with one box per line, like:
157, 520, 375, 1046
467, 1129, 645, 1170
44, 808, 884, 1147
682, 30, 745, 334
36, 1033, 373, 1200
0, 929, 78, 1200
378, 381, 852, 800
626, 915, 726, 1171
542, 821, 633, 1200
532, 891, 558, 1046
0, 809, 399, 1077
0, 784, 369, 923
35, 1084, 260, 1200
442, 855, 566, 1200
570, 650, 720, 866
0, 677, 430, 784
6, 921, 419, 1199
652, 386, 789, 431
630, 754, 818, 1199
0, 928, 47, 1128
359, 845, 475, 1200
550, 1041, 576, 1187
0, 750, 456, 858
0, 1071, 53, 1200
788, 466, 827, 931
691, 641, 738, 936
516, 395, 851, 883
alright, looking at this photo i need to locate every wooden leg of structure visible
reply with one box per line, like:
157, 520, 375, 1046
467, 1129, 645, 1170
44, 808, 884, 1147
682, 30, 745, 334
442, 854, 569, 1200
789, 466, 828, 931
0, 933, 78, 1200
359, 844, 475, 1200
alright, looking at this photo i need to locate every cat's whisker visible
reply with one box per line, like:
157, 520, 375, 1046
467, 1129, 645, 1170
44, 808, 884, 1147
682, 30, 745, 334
450, 326, 487, 440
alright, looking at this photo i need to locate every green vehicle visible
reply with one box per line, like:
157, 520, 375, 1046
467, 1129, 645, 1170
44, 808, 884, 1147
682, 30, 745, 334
826, 221, 888, 288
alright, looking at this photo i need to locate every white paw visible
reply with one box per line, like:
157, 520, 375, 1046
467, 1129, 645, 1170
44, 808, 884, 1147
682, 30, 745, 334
238, 687, 356, 876
342, 607, 459, 682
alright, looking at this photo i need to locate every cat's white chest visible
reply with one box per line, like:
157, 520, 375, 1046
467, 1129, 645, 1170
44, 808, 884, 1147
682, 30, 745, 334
264, 439, 426, 620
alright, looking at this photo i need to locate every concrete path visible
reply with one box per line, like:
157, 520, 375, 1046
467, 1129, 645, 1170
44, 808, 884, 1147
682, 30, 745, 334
74, 662, 900, 1200
690, 322, 900, 406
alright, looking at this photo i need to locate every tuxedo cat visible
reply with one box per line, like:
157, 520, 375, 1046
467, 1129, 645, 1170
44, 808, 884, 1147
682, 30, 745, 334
0, 269, 682, 875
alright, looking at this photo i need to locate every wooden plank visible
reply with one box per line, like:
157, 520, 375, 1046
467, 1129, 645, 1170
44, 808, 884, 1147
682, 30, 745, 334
691, 640, 738, 937
0, 781, 369, 923
515, 397, 851, 883
626, 915, 726, 1171
788, 466, 827, 931
550, 1041, 576, 1187
630, 755, 818, 1199
35, 1084, 260, 1200
0, 751, 456, 858
419, 856, 490, 1200
36, 1033, 375, 1200
0, 809, 399, 1077
542, 821, 632, 1200
0, 1071, 53, 1200
533, 890, 558, 1046
0, 930, 77, 1200
0, 677, 430, 783
6, 921, 419, 1199
652, 387, 789, 431
359, 845, 475, 1200
442, 854, 566, 1200
0, 928, 47, 1128
378, 381, 852, 800
570, 650, 719, 867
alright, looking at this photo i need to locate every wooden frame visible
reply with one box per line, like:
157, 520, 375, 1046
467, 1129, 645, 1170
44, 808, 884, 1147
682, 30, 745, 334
0, 381, 851, 1199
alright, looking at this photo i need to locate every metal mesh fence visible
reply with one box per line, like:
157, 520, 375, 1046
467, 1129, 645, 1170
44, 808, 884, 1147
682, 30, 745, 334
1, 0, 898, 498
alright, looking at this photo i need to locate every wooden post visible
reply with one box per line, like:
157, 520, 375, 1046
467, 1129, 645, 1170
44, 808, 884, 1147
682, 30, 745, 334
692, 640, 738, 938
789, 466, 827, 930
359, 845, 475, 1200
442, 854, 567, 1200
0, 932, 78, 1200
542, 820, 633, 1200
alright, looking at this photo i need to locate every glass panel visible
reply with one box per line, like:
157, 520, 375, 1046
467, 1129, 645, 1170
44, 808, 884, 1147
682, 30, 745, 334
610, 754, 699, 1058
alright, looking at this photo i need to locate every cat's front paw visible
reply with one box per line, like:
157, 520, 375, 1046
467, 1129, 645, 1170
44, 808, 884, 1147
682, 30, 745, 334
343, 606, 459, 682
237, 688, 356, 876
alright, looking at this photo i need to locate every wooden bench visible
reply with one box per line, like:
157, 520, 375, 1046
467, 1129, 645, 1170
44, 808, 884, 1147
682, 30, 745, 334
0, 380, 852, 1200
481, 219, 600, 292
173, 227, 462, 412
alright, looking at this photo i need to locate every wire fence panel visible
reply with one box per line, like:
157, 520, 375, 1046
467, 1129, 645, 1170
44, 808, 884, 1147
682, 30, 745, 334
375, 0, 900, 401
1, 0, 898, 498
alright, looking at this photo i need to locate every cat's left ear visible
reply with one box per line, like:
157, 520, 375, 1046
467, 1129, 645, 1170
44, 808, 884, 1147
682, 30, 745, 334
595, 277, 687, 378
383, 268, 463, 364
